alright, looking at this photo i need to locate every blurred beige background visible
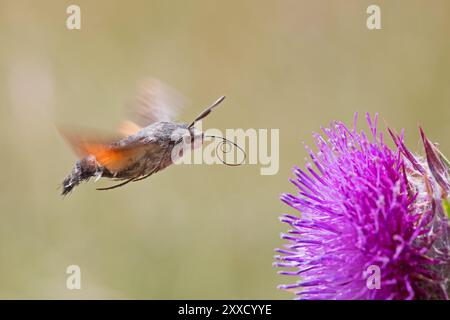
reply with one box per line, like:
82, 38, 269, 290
0, 0, 449, 299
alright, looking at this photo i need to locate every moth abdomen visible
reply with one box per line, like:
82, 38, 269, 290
61, 156, 104, 196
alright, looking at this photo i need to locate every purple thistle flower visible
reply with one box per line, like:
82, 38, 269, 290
276, 113, 450, 300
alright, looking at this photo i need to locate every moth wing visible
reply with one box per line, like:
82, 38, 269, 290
58, 127, 156, 173
119, 78, 186, 136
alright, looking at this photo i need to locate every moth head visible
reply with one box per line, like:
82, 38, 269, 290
189, 126, 204, 149
170, 126, 203, 150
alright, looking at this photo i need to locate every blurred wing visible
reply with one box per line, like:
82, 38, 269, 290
58, 127, 149, 173
119, 78, 185, 136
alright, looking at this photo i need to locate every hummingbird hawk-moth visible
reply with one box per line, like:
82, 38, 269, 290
59, 79, 237, 195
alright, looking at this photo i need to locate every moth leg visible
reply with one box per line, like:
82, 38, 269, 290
132, 167, 159, 182
133, 148, 171, 182
96, 165, 154, 190
97, 148, 170, 190
96, 164, 155, 190
96, 177, 136, 191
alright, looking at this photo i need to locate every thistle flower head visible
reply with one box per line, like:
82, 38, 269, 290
276, 113, 450, 300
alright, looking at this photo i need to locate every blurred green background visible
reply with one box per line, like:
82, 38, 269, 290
0, 0, 449, 299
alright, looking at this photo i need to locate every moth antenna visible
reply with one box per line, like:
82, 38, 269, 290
188, 96, 226, 128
